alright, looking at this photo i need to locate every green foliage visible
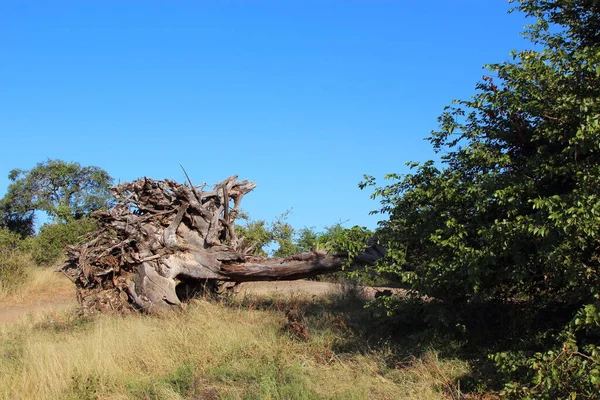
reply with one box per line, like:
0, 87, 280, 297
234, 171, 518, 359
0, 217, 97, 290
364, 0, 600, 304
312, 224, 396, 286
492, 302, 600, 399
270, 211, 300, 257
29, 218, 98, 265
0, 200, 34, 238
317, 224, 373, 267
0, 227, 33, 290
236, 219, 272, 257
1, 159, 113, 227
236, 213, 376, 273
235, 212, 320, 257
362, 0, 600, 395
295, 227, 319, 252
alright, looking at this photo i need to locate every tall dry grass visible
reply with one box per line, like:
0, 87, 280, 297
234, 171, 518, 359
0, 294, 469, 400
0, 246, 34, 296
0, 266, 73, 305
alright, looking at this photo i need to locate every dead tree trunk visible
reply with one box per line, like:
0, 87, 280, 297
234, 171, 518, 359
61, 176, 385, 314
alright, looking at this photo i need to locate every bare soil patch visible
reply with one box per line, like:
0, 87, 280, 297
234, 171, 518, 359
235, 280, 407, 299
0, 272, 77, 325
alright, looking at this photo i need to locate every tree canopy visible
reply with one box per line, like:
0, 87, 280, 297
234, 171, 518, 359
366, 0, 600, 305
0, 159, 113, 233
235, 212, 329, 258
363, 0, 600, 396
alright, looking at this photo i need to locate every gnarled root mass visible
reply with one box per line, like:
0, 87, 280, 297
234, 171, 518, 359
61, 176, 385, 314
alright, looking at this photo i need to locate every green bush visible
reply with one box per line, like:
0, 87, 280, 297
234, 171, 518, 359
1, 217, 98, 290
361, 0, 600, 396
30, 217, 98, 266
493, 303, 600, 399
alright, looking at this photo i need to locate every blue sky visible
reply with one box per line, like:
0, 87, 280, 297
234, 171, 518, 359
0, 1, 531, 232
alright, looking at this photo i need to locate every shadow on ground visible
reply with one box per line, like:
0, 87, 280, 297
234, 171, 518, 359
214, 285, 579, 397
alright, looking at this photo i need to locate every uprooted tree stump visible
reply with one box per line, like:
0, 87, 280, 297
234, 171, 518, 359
61, 176, 385, 314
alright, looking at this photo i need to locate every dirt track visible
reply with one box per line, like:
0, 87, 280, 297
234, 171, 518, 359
0, 297, 77, 325
0, 273, 77, 325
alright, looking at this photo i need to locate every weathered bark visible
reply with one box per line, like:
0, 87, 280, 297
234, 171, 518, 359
61, 176, 385, 314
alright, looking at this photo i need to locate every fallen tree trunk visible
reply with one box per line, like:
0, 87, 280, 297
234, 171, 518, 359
61, 176, 385, 314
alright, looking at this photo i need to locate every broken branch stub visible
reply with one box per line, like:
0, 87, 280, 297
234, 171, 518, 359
61, 176, 385, 314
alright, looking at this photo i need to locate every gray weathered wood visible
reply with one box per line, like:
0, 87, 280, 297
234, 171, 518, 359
62, 176, 384, 314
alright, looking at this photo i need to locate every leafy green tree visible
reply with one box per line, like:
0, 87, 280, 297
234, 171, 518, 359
365, 0, 599, 304
270, 211, 300, 257
1, 159, 113, 227
236, 213, 324, 257
363, 0, 600, 396
0, 200, 34, 238
235, 219, 272, 256
236, 212, 304, 257
296, 227, 319, 252
316, 223, 374, 269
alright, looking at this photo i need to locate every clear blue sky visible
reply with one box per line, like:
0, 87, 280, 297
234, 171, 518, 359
0, 1, 531, 232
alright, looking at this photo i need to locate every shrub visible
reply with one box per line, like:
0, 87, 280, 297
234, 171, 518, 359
30, 217, 98, 265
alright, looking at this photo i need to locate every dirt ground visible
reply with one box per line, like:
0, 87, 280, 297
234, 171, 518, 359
235, 280, 407, 299
0, 296, 77, 325
0, 273, 405, 325
0, 273, 77, 325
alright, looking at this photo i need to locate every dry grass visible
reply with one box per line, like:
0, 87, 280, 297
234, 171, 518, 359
0, 266, 74, 305
0, 250, 35, 296
0, 292, 470, 400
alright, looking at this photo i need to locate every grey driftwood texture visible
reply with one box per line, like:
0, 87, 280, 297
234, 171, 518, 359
62, 176, 385, 314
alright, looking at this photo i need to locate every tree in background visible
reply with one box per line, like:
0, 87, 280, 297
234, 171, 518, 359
0, 201, 34, 238
234, 211, 373, 264
295, 227, 319, 253
362, 0, 599, 396
235, 219, 273, 257
0, 160, 114, 266
270, 211, 302, 257
235, 211, 319, 257
1, 159, 113, 228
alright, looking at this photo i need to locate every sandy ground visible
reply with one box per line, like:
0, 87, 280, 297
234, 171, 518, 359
0, 281, 77, 325
235, 280, 407, 299
0, 275, 404, 325
0, 297, 77, 325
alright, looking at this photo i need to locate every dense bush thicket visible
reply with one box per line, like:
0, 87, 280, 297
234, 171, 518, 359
362, 0, 600, 397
